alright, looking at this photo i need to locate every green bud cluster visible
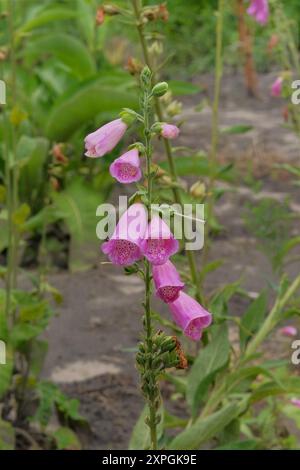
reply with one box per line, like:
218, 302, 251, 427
136, 331, 179, 413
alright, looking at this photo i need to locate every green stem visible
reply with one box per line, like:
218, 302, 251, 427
5, 0, 19, 321
131, 0, 202, 303
142, 82, 158, 450
201, 0, 224, 267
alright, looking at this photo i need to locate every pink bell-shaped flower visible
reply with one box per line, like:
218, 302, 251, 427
152, 260, 184, 303
140, 216, 179, 265
247, 0, 269, 25
110, 149, 142, 184
102, 203, 147, 266
161, 123, 180, 140
271, 77, 283, 97
168, 292, 212, 341
85, 118, 127, 158
291, 398, 300, 409
279, 326, 297, 337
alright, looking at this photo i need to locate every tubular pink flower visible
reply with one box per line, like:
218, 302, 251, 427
152, 260, 184, 303
271, 77, 283, 97
102, 203, 147, 266
168, 291, 212, 341
109, 149, 142, 184
84, 118, 127, 158
247, 0, 269, 25
291, 398, 300, 409
161, 123, 180, 140
279, 326, 297, 337
140, 216, 179, 265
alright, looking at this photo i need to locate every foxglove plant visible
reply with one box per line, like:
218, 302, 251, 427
85, 67, 212, 449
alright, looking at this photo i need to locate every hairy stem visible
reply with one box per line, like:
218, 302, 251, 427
142, 80, 158, 450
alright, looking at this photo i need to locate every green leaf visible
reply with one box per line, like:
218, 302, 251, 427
34, 381, 58, 426
17, 136, 49, 210
221, 125, 253, 135
11, 324, 43, 347
55, 393, 84, 423
0, 419, 15, 450
159, 155, 234, 182
53, 427, 81, 450
274, 236, 300, 267
29, 339, 48, 377
45, 73, 138, 140
51, 178, 104, 270
16, 7, 77, 38
210, 280, 241, 317
168, 80, 203, 96
251, 377, 300, 403
168, 400, 247, 450
19, 301, 48, 323
12, 203, 31, 228
187, 324, 230, 415
0, 346, 13, 399
25, 33, 96, 80
129, 405, 164, 450
216, 439, 259, 450
240, 291, 268, 351
199, 259, 224, 282
76, 0, 95, 49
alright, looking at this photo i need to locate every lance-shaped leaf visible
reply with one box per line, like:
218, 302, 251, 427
187, 323, 230, 415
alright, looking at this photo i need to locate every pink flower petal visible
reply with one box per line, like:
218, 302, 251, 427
84, 118, 127, 158
168, 291, 212, 341
152, 260, 184, 303
140, 216, 179, 265
110, 149, 142, 184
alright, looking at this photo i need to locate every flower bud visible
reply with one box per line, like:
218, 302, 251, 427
140, 66, 152, 87
96, 7, 105, 26
152, 82, 168, 97
190, 181, 206, 199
